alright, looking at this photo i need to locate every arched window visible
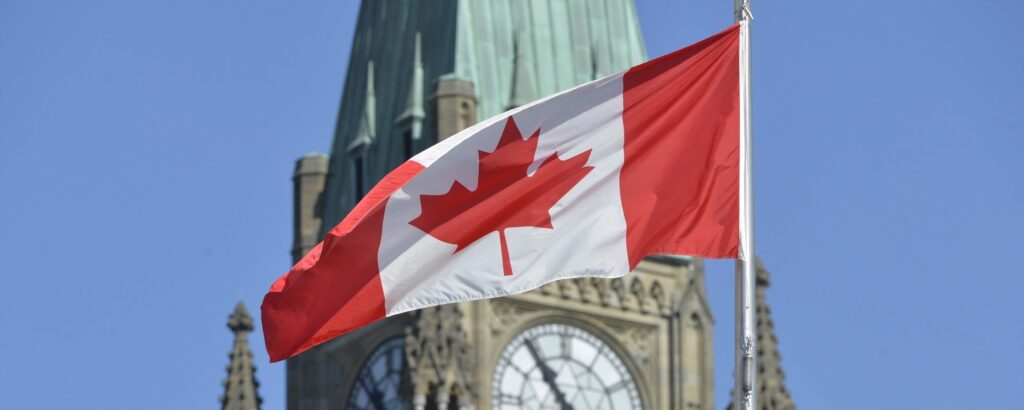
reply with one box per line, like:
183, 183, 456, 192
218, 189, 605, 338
682, 313, 706, 409
354, 156, 366, 199
403, 129, 414, 160
458, 101, 473, 132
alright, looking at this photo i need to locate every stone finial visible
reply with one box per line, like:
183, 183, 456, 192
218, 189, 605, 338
726, 258, 797, 410
227, 301, 254, 333
348, 60, 377, 156
221, 302, 262, 410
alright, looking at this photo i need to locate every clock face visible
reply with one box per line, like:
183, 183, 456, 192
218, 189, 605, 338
347, 337, 407, 410
491, 323, 643, 410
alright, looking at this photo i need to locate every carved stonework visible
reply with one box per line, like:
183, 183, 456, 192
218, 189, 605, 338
574, 278, 596, 304
517, 275, 678, 317
650, 281, 668, 316
622, 326, 655, 370
490, 300, 532, 338
592, 278, 612, 307
610, 278, 631, 311
630, 277, 651, 314
557, 279, 575, 300
404, 304, 476, 407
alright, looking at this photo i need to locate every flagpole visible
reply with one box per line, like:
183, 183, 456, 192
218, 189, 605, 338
733, 1, 757, 410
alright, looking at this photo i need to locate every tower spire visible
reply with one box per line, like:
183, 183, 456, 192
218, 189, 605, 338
507, 28, 536, 110
397, 32, 425, 141
220, 302, 262, 410
347, 60, 377, 155
728, 259, 796, 410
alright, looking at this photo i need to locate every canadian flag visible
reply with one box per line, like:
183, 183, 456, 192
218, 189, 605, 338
263, 24, 743, 361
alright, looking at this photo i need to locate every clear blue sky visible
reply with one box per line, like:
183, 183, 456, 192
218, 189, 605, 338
1, 1, 1021, 409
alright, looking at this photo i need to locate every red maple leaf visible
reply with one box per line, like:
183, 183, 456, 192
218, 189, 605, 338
410, 117, 594, 276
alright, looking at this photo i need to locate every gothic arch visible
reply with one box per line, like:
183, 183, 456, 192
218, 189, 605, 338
673, 282, 715, 410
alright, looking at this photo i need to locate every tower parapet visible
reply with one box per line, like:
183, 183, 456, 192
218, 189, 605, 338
432, 75, 476, 141
291, 153, 328, 263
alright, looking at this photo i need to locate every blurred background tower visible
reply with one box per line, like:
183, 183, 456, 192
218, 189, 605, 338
279, 1, 792, 409
221, 302, 263, 410
725, 260, 796, 410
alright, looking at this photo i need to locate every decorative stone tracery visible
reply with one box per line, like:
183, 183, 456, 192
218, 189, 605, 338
404, 303, 477, 409
521, 276, 677, 318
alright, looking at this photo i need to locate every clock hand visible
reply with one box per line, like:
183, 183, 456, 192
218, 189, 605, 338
524, 339, 574, 410
357, 376, 387, 410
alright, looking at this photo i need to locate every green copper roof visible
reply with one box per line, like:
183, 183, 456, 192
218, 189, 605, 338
453, 0, 646, 117
322, 0, 647, 228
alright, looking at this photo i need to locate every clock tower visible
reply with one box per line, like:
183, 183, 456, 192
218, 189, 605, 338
282, 1, 770, 409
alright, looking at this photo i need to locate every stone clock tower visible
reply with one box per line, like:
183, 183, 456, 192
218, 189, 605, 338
271, 1, 793, 409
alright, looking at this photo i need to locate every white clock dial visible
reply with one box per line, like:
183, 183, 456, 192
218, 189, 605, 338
491, 323, 643, 410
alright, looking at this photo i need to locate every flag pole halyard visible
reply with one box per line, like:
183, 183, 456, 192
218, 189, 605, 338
734, 1, 756, 410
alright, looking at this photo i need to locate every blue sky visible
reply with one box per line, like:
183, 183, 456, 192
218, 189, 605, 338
1, 1, 1021, 409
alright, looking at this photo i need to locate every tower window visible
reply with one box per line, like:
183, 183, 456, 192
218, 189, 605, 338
403, 129, 413, 159
354, 157, 366, 199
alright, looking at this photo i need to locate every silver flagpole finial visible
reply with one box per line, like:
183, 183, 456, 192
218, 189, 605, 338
736, 0, 754, 21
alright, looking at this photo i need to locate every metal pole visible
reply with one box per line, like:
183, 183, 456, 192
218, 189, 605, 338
733, 1, 756, 410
